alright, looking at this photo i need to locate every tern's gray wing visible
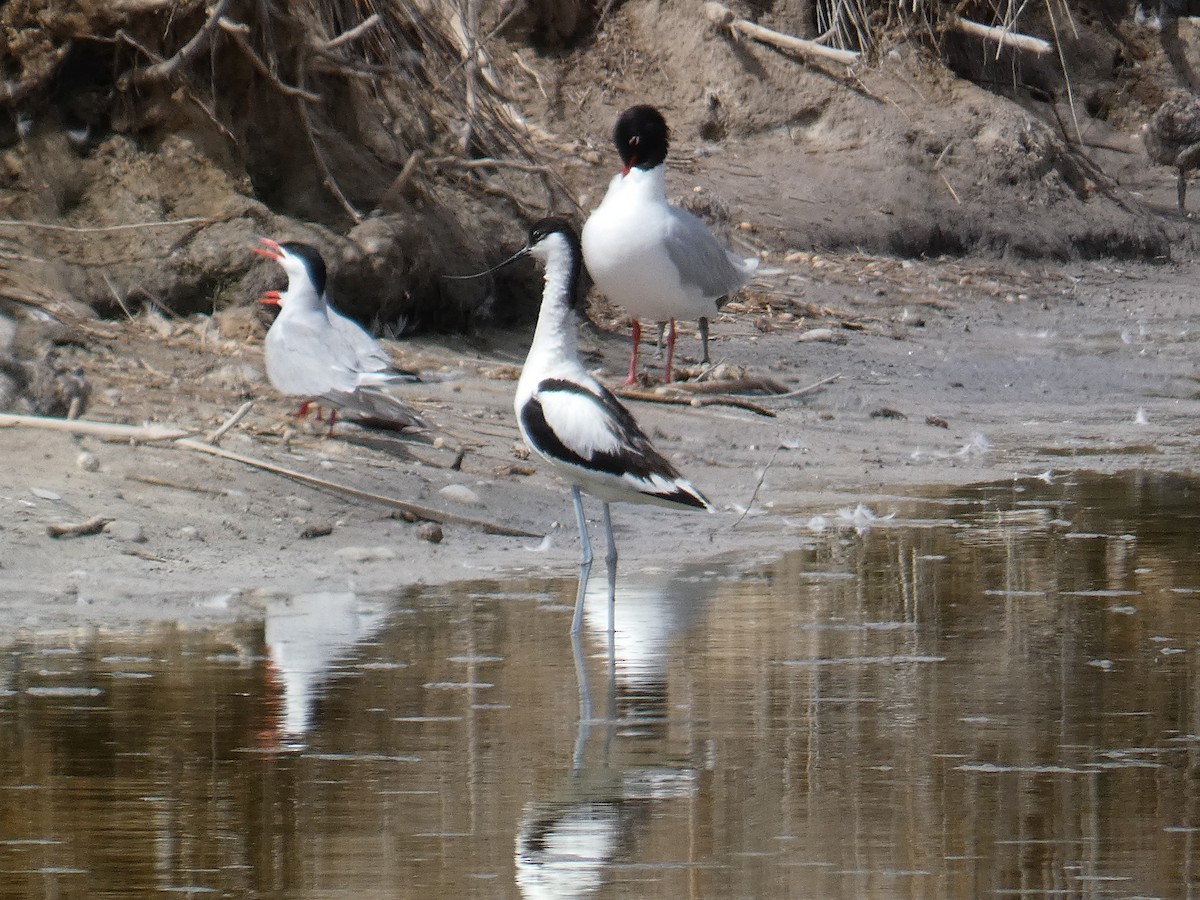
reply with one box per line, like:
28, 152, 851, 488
328, 307, 421, 382
663, 206, 758, 300
265, 315, 360, 399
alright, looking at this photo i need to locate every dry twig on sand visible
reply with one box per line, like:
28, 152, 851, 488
704, 2, 860, 66
617, 387, 776, 417
0, 412, 538, 538
47, 516, 113, 539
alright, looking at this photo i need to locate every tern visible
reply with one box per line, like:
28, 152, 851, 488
581, 105, 758, 384
253, 238, 424, 431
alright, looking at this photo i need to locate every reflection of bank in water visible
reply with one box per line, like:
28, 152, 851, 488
263, 591, 390, 746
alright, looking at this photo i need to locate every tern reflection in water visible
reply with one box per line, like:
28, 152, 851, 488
262, 591, 390, 747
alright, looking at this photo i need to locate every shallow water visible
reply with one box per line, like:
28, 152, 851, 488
3, 471, 1200, 898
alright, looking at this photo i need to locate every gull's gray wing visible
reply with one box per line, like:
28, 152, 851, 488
663, 206, 758, 300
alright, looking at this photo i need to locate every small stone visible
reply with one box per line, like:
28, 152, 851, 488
335, 546, 397, 562
176, 526, 202, 541
438, 484, 482, 506
300, 523, 334, 539
30, 487, 62, 501
290, 496, 314, 511
104, 520, 147, 543
417, 523, 443, 544
76, 451, 99, 472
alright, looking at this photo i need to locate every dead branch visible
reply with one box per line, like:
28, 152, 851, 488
759, 372, 843, 400
668, 375, 791, 395
123, 0, 234, 87
0, 412, 192, 441
322, 13, 382, 50
218, 18, 322, 102
0, 411, 541, 537
174, 438, 540, 537
617, 388, 776, 417
204, 400, 254, 444
48, 516, 113, 539
429, 156, 554, 175
704, 2, 860, 66
294, 82, 363, 222
946, 15, 1052, 55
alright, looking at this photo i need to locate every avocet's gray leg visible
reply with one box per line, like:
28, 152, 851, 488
571, 485, 592, 636
699, 316, 711, 364
600, 502, 618, 684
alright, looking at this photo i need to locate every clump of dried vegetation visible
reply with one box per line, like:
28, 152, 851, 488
0, 0, 581, 331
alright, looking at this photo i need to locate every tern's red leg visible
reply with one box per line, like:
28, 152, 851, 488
624, 320, 642, 386
664, 319, 677, 383
325, 409, 338, 437
295, 401, 311, 418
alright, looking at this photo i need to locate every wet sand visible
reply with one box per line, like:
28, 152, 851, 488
1, 252, 1196, 630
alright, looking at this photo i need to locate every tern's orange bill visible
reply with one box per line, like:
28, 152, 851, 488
260, 290, 282, 306
253, 237, 282, 260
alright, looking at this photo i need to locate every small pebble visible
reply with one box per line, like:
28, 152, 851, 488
105, 520, 147, 543
76, 452, 99, 472
417, 523, 444, 544
300, 523, 334, 539
30, 488, 62, 501
438, 484, 482, 506
176, 526, 202, 541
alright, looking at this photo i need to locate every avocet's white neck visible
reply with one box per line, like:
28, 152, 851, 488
525, 234, 580, 367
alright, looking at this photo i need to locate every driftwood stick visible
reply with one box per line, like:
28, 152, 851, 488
669, 375, 791, 395
48, 516, 113, 539
0, 412, 192, 442
760, 372, 843, 400
704, 2, 860, 66
946, 15, 1052, 55
617, 388, 776, 417
0, 412, 539, 536
174, 438, 540, 537
204, 400, 254, 445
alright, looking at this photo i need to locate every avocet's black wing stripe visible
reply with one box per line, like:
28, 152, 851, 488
520, 378, 709, 509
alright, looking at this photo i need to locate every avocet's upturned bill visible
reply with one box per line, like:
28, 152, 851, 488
581, 105, 757, 384
253, 238, 424, 431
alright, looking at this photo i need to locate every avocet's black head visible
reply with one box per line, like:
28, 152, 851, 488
613, 105, 669, 174
525, 217, 584, 308
279, 242, 328, 297
526, 216, 581, 257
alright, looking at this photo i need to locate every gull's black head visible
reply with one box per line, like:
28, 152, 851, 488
613, 105, 669, 173
279, 242, 328, 296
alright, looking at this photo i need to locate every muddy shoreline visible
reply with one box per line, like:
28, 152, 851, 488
1, 250, 1195, 631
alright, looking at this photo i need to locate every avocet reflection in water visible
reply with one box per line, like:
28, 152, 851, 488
0, 471, 1198, 897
